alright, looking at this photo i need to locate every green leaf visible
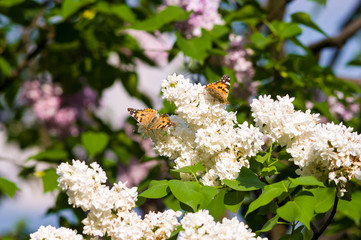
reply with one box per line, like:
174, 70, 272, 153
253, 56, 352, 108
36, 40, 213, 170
338, 191, 361, 225
28, 149, 68, 162
130, 6, 189, 31
277, 194, 315, 229
0, 177, 18, 198
309, 188, 335, 213
287, 72, 305, 87
257, 215, 279, 233
171, 161, 205, 174
62, 0, 94, 20
0, 57, 12, 77
250, 32, 274, 49
289, 176, 325, 187
293, 195, 315, 229
223, 167, 266, 191
176, 32, 212, 61
42, 169, 59, 193
168, 180, 203, 211
164, 194, 182, 211
277, 201, 298, 222
348, 53, 361, 66
96, 2, 135, 23
169, 225, 182, 240
207, 189, 227, 220
0, 0, 24, 7
260, 166, 278, 176
81, 131, 109, 157
307, 0, 326, 5
138, 180, 169, 199
247, 180, 289, 216
224, 190, 245, 213
198, 185, 218, 209
255, 152, 270, 163
224, 5, 264, 23
270, 21, 302, 39
208, 25, 229, 39
291, 12, 328, 37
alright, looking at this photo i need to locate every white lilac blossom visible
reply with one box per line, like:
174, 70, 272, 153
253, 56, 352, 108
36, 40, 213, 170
165, 0, 224, 38
179, 210, 267, 240
53, 160, 181, 239
30, 225, 84, 240
31, 160, 182, 240
251, 95, 361, 196
140, 74, 264, 186
31, 160, 263, 239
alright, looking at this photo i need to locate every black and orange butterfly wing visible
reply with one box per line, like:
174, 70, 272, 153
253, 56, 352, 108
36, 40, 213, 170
128, 108, 175, 130
128, 108, 157, 130
205, 74, 230, 104
150, 114, 176, 129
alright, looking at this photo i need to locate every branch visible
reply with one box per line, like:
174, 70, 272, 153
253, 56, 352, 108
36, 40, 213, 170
311, 192, 339, 240
266, 0, 295, 22
309, 15, 361, 55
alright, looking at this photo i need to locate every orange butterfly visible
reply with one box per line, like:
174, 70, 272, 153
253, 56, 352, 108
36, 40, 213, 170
205, 75, 230, 104
128, 108, 175, 130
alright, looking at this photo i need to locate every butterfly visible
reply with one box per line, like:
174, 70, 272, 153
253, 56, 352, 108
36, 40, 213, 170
205, 74, 230, 104
127, 108, 175, 130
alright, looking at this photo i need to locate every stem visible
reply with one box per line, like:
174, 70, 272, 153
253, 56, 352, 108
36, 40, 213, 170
309, 15, 361, 55
267, 142, 273, 164
192, 171, 199, 184
311, 192, 339, 240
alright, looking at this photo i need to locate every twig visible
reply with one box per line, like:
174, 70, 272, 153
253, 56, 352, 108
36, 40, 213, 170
309, 15, 361, 55
266, 0, 294, 22
311, 192, 339, 240
327, 1, 361, 67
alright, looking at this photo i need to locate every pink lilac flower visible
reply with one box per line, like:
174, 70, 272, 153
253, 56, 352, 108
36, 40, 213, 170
308, 92, 359, 122
328, 93, 359, 121
22, 81, 42, 102
33, 96, 61, 120
53, 107, 77, 126
224, 34, 256, 102
165, 0, 224, 38
22, 80, 98, 136
224, 34, 254, 83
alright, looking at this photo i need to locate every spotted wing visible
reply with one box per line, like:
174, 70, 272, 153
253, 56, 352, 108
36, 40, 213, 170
205, 74, 230, 104
149, 114, 176, 130
127, 108, 157, 129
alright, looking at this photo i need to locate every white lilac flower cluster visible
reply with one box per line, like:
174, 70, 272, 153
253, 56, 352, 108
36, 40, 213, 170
141, 74, 264, 186
251, 95, 361, 196
31, 161, 265, 240
31, 160, 181, 240
165, 0, 224, 38
30, 225, 84, 240
179, 210, 267, 240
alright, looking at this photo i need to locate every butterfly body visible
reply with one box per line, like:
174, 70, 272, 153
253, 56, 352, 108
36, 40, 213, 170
128, 108, 175, 130
205, 74, 230, 104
